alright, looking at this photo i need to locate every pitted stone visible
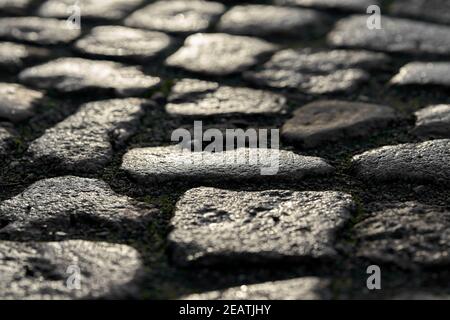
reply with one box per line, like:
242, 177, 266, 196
0, 17, 81, 45
183, 277, 331, 300
351, 139, 450, 183
390, 0, 450, 25
121, 146, 334, 183
169, 187, 354, 266
282, 100, 398, 148
19, 58, 160, 96
275, 0, 380, 12
0, 42, 50, 72
166, 79, 287, 116
413, 105, 450, 138
0, 176, 154, 238
390, 62, 450, 87
0, 123, 15, 156
0, 83, 43, 123
244, 49, 388, 94
75, 26, 174, 61
124, 0, 225, 34
166, 33, 278, 76
0, 240, 142, 299
355, 202, 450, 267
38, 0, 144, 21
327, 15, 450, 55
217, 4, 329, 38
28, 99, 147, 172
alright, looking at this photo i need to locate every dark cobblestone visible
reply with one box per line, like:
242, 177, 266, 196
0, 122, 15, 156
390, 0, 450, 25
169, 187, 354, 266
274, 0, 379, 12
0, 82, 43, 123
0, 240, 142, 299
413, 105, 450, 138
0, 0, 33, 14
0, 42, 50, 72
390, 62, 450, 87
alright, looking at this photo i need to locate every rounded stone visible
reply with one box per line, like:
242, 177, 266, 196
0, 82, 43, 123
413, 104, 450, 138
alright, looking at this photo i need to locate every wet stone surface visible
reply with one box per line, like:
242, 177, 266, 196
124, 0, 226, 34
0, 42, 50, 72
282, 100, 398, 148
166, 78, 287, 116
28, 99, 147, 172
352, 139, 450, 183
74, 26, 174, 61
166, 33, 278, 76
19, 58, 160, 96
0, 176, 155, 239
121, 146, 334, 184
327, 15, 450, 56
0, 82, 43, 123
390, 0, 450, 25
355, 202, 450, 268
0, 240, 143, 299
217, 4, 330, 38
37, 0, 144, 21
0, 17, 81, 45
169, 187, 354, 266
183, 277, 331, 300
413, 105, 450, 138
390, 62, 450, 87
244, 49, 389, 94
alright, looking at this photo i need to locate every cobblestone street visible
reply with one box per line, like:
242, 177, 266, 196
0, 0, 449, 299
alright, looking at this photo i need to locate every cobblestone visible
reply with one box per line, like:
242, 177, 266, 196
0, 42, 50, 72
0, 0, 33, 14
0, 240, 142, 299
27, 99, 147, 172
0, 122, 15, 156
0, 82, 43, 123
390, 62, 450, 87
282, 100, 398, 148
19, 58, 160, 96
166, 78, 287, 116
169, 187, 354, 266
274, 0, 379, 12
166, 33, 278, 76
327, 15, 450, 55
413, 105, 450, 138
390, 0, 450, 25
124, 0, 226, 34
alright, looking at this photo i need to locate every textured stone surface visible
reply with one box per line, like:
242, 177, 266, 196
169, 187, 354, 266
0, 123, 15, 156
275, 0, 379, 12
0, 42, 50, 72
125, 0, 225, 34
0, 240, 142, 299
0, 17, 80, 45
166, 78, 287, 116
355, 202, 450, 267
74, 26, 174, 61
183, 277, 331, 300
217, 5, 329, 38
166, 33, 278, 76
390, 62, 450, 87
282, 100, 398, 148
0, 176, 154, 238
19, 58, 160, 96
352, 139, 450, 183
413, 105, 450, 138
390, 0, 450, 25
244, 49, 388, 94
0, 0, 33, 14
27, 99, 147, 172
38, 0, 144, 21
0, 83, 43, 123
121, 146, 334, 183
327, 15, 450, 55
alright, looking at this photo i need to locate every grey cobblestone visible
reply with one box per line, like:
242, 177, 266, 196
0, 240, 142, 299
183, 277, 331, 300
244, 49, 389, 94
355, 202, 450, 268
217, 4, 329, 38
0, 42, 50, 72
413, 105, 450, 138
0, 0, 33, 14
0, 17, 81, 45
328, 15, 450, 55
28, 99, 148, 172
282, 100, 398, 148
124, 0, 226, 34
166, 78, 287, 116
0, 82, 43, 123
352, 139, 450, 183
390, 62, 450, 87
74, 26, 174, 61
166, 33, 278, 76
169, 187, 354, 266
0, 122, 15, 156
390, 0, 450, 25
274, 0, 380, 12
19, 58, 160, 96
